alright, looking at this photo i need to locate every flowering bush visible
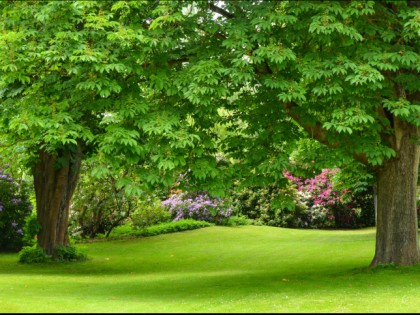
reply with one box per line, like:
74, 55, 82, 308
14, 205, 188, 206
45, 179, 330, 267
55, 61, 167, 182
284, 168, 373, 228
161, 191, 233, 225
0, 169, 33, 251
293, 188, 336, 228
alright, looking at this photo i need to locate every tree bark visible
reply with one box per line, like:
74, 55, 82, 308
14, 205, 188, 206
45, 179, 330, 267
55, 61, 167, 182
371, 119, 420, 266
32, 143, 82, 258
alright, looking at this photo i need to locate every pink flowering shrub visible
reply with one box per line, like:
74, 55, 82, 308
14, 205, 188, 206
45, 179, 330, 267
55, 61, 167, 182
284, 168, 364, 228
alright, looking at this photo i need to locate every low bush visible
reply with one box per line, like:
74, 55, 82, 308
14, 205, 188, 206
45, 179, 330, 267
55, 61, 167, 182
18, 244, 87, 263
54, 245, 87, 262
226, 215, 253, 226
106, 224, 134, 238
18, 245, 51, 264
231, 168, 375, 230
141, 219, 213, 236
131, 199, 171, 229
108, 219, 214, 239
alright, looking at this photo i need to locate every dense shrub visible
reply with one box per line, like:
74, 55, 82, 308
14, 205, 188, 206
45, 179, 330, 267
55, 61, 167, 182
232, 184, 308, 228
18, 245, 51, 263
0, 169, 33, 251
161, 192, 233, 225
285, 168, 375, 229
69, 162, 137, 239
18, 244, 86, 263
141, 219, 213, 236
54, 245, 87, 262
293, 189, 335, 228
226, 214, 253, 226
22, 211, 41, 246
131, 199, 171, 229
338, 187, 375, 228
69, 186, 135, 239
231, 168, 375, 230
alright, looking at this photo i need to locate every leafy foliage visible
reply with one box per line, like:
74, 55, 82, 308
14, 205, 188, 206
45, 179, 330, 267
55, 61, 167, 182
232, 167, 375, 229
54, 245, 87, 262
18, 245, 51, 264
0, 169, 33, 251
232, 184, 308, 228
69, 159, 138, 239
140, 219, 213, 236
285, 168, 375, 228
226, 214, 253, 227
18, 244, 86, 263
131, 199, 171, 230
108, 219, 214, 238
2, 1, 418, 196
22, 211, 41, 247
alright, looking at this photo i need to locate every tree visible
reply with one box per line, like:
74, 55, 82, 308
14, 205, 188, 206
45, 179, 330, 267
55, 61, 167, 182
0, 0, 226, 257
1, 1, 419, 267
0, 1, 160, 256
139, 0, 420, 266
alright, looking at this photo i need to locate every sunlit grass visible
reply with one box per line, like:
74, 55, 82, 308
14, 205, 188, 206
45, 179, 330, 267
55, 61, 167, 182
0, 226, 419, 313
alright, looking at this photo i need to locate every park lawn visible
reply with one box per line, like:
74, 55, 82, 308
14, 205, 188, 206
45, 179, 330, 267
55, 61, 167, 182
0, 225, 419, 313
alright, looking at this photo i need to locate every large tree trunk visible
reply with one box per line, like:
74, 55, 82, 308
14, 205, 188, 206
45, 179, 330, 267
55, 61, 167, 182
371, 120, 420, 267
32, 143, 82, 258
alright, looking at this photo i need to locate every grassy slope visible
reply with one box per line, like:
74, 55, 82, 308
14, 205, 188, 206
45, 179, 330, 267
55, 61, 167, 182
0, 225, 419, 313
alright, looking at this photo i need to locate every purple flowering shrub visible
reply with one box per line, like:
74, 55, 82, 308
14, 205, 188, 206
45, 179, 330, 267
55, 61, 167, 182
161, 191, 233, 225
0, 169, 33, 251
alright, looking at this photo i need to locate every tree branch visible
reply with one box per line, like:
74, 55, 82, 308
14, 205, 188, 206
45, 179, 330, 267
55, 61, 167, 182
284, 102, 369, 165
208, 2, 235, 19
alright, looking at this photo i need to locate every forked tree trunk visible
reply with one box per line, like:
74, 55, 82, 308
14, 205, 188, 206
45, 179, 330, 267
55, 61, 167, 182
32, 143, 82, 258
371, 121, 420, 267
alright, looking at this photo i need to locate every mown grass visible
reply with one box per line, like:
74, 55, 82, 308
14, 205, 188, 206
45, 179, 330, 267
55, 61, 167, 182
0, 225, 419, 313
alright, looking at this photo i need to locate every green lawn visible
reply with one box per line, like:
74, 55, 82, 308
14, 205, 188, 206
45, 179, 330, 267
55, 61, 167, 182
0, 225, 419, 313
